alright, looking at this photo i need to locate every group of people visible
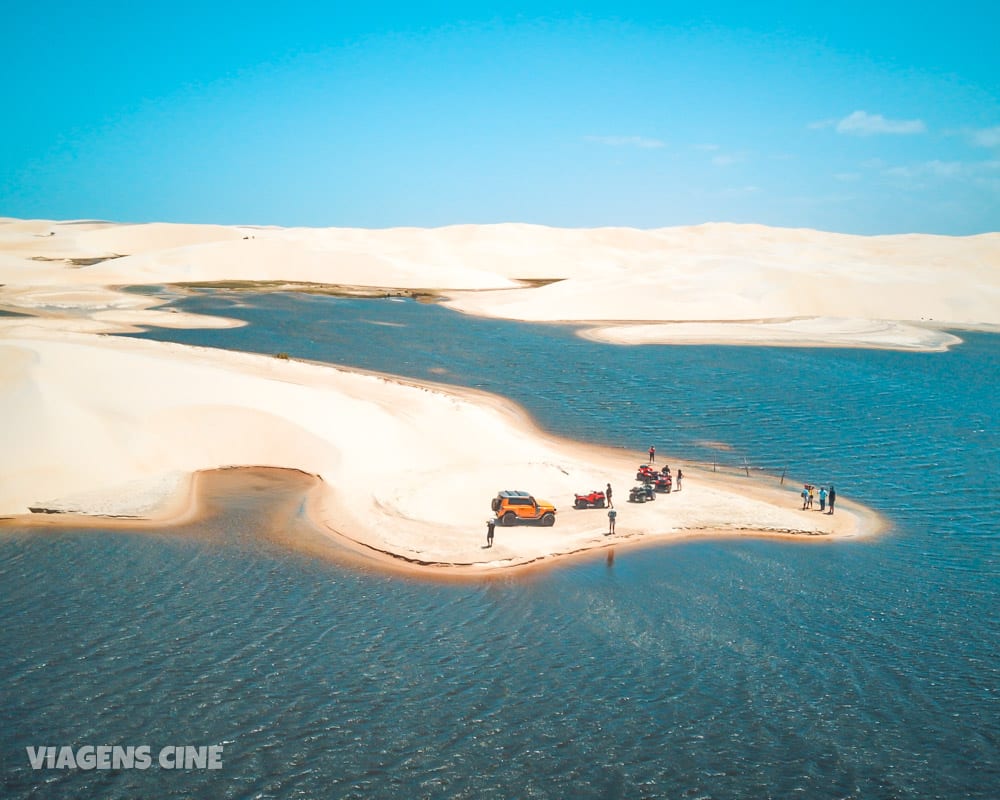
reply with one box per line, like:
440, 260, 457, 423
646, 446, 682, 486
485, 445, 684, 546
801, 483, 836, 514
606, 447, 683, 535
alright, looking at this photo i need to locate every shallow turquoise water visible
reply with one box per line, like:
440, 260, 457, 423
1, 292, 997, 798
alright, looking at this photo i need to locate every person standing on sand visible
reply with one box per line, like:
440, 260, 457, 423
819, 486, 827, 512
648, 445, 655, 463
606, 483, 614, 508
828, 485, 836, 515
807, 485, 815, 509
676, 469, 683, 491
801, 485, 809, 510
608, 508, 617, 535
486, 518, 495, 547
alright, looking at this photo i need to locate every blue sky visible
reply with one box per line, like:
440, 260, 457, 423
4, 1, 999, 234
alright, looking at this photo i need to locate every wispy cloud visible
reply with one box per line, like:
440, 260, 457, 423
883, 159, 1000, 180
692, 144, 745, 167
711, 153, 745, 167
970, 126, 1000, 148
584, 135, 666, 149
885, 161, 963, 179
811, 110, 926, 136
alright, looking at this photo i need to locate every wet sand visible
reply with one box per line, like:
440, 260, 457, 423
1, 446, 884, 581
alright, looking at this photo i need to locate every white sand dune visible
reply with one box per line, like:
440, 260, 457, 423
2, 217, 996, 572
5, 217, 997, 345
439, 224, 1000, 344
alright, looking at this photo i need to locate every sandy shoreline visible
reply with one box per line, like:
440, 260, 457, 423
0, 327, 879, 575
1, 457, 882, 579
1, 217, 992, 574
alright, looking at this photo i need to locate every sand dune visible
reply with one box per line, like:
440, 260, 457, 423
2, 217, 995, 572
5, 217, 996, 346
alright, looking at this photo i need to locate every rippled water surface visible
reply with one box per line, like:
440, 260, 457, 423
1, 291, 997, 799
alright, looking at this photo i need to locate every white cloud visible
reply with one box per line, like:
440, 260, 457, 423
692, 144, 746, 167
883, 159, 1000, 181
885, 161, 962, 179
584, 135, 665, 149
711, 153, 744, 167
971, 126, 1000, 148
831, 110, 926, 136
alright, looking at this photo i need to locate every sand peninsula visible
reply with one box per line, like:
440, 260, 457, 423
1, 218, 997, 573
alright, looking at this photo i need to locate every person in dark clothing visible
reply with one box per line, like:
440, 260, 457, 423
827, 485, 836, 515
486, 518, 495, 547
606, 483, 614, 508
648, 445, 655, 463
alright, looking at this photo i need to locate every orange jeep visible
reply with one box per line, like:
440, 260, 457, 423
491, 491, 557, 527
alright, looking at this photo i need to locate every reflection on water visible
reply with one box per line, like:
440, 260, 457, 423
0, 292, 997, 798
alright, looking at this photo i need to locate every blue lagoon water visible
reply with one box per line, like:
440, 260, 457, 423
1, 290, 997, 799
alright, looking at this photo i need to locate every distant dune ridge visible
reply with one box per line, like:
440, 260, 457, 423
3, 217, 997, 342
1, 217, 996, 571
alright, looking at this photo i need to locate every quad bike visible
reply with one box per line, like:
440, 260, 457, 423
628, 484, 656, 503
654, 474, 673, 493
574, 490, 607, 509
635, 464, 658, 482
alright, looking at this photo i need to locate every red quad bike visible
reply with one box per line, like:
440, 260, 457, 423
654, 473, 673, 493
635, 464, 658, 482
574, 490, 607, 509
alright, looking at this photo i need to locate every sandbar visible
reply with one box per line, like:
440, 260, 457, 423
2, 217, 994, 573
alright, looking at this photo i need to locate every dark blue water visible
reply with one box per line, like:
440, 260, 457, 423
1, 290, 997, 799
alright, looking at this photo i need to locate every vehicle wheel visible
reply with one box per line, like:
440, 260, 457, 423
503, 511, 517, 526
596, 499, 605, 508
575, 499, 586, 509
541, 512, 555, 526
